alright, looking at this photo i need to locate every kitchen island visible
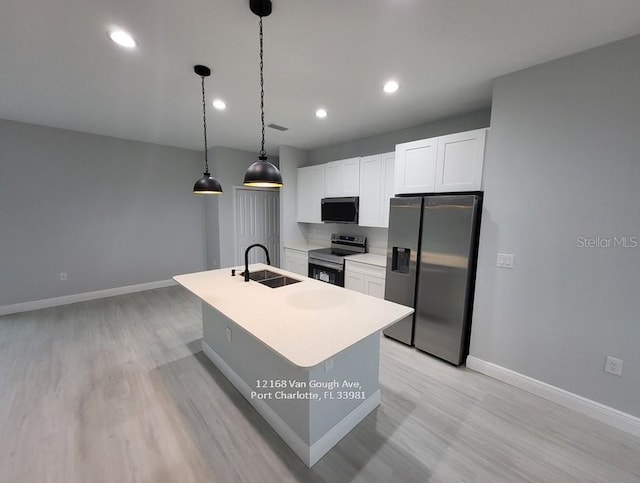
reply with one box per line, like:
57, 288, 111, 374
174, 263, 413, 466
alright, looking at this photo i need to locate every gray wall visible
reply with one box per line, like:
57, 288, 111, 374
307, 109, 491, 165
0, 119, 206, 306
203, 194, 221, 270
470, 35, 640, 417
278, 145, 308, 262
205, 146, 279, 269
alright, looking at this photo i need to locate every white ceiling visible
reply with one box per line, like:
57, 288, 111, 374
2, 0, 640, 155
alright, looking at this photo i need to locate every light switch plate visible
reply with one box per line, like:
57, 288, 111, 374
604, 356, 623, 376
497, 253, 515, 269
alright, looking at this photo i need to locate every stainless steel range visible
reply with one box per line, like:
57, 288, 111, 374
308, 234, 366, 287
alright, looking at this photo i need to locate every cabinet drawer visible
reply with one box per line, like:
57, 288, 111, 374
285, 248, 307, 262
345, 260, 386, 279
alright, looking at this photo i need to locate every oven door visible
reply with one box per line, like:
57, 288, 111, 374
308, 259, 345, 287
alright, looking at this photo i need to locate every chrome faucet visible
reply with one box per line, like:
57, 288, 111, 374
244, 243, 271, 282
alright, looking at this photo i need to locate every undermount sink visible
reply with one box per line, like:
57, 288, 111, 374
259, 276, 302, 288
239, 269, 302, 288
242, 269, 282, 281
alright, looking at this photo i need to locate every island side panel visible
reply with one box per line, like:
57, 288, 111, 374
307, 332, 381, 444
201, 302, 311, 444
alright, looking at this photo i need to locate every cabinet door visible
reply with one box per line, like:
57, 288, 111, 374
341, 157, 361, 196
394, 138, 438, 194
358, 154, 383, 227
435, 129, 486, 192
345, 260, 386, 297
325, 158, 361, 197
284, 249, 308, 276
324, 161, 343, 198
297, 165, 325, 223
345, 270, 365, 293
364, 275, 385, 299
381, 152, 395, 228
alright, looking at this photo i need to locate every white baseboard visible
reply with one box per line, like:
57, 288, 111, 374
466, 356, 640, 438
201, 340, 380, 467
308, 389, 380, 466
0, 280, 177, 316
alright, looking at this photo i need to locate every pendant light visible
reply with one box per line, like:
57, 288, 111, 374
192, 65, 223, 194
243, 0, 283, 188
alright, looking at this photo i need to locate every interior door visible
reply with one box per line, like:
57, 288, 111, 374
235, 188, 280, 267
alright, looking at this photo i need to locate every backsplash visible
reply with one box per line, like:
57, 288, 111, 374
301, 224, 388, 255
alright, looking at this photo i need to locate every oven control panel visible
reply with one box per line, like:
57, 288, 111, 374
331, 234, 366, 245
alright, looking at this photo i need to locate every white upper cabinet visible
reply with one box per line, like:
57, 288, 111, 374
325, 157, 360, 197
394, 138, 438, 194
381, 152, 395, 227
295, 129, 486, 226
359, 152, 395, 228
435, 128, 486, 192
296, 165, 325, 223
394, 129, 487, 194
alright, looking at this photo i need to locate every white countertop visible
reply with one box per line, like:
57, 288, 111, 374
174, 263, 412, 368
283, 242, 327, 253
346, 253, 387, 268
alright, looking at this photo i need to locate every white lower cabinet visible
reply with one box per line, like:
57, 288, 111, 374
284, 248, 308, 277
344, 260, 386, 299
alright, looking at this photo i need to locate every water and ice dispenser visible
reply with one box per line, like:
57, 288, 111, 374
391, 247, 411, 274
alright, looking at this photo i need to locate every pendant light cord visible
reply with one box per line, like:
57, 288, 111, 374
259, 16, 267, 160
201, 75, 210, 173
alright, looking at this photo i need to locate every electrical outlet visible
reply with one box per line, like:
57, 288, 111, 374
59, 272, 68, 281
324, 358, 334, 372
226, 327, 232, 343
496, 253, 515, 269
604, 356, 623, 376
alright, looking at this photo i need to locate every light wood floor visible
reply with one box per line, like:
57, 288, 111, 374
1, 286, 639, 483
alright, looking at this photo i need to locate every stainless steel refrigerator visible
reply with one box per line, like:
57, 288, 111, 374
383, 194, 482, 365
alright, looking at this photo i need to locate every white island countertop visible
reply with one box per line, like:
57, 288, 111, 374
174, 263, 412, 368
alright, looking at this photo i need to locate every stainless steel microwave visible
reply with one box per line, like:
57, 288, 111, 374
321, 197, 359, 224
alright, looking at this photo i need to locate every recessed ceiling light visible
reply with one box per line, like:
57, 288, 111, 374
212, 99, 226, 110
108, 30, 136, 49
383, 80, 400, 94
315, 108, 328, 119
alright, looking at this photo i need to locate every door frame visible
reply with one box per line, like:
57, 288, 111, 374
233, 186, 281, 267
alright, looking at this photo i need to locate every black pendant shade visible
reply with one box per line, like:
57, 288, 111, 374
243, 0, 283, 189
193, 172, 223, 194
192, 64, 223, 195
244, 158, 283, 187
